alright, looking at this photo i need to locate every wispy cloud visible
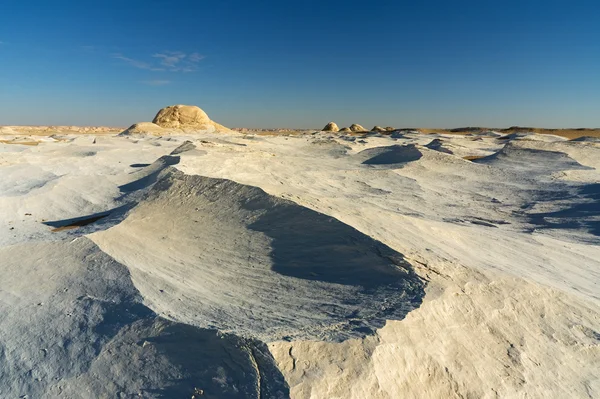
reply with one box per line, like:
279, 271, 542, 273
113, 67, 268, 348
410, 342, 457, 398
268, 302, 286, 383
113, 51, 204, 72
153, 51, 185, 68
112, 54, 165, 71
141, 80, 171, 86
189, 52, 205, 63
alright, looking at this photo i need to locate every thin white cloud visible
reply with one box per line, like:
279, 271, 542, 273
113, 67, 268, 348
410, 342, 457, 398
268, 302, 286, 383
153, 51, 186, 68
141, 80, 171, 86
113, 51, 204, 72
189, 52, 205, 62
113, 54, 165, 71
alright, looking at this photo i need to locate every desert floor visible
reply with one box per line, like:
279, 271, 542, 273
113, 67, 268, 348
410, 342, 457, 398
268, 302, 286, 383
0, 128, 599, 398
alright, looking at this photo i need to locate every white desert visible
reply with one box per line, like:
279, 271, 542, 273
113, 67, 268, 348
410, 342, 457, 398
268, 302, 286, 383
1, 105, 599, 398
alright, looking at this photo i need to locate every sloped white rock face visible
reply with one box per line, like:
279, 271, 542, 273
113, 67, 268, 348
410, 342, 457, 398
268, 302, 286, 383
120, 122, 165, 135
91, 169, 425, 342
0, 239, 288, 398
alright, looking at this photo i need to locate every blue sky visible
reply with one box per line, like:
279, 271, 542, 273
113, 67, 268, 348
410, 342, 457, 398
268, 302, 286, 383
1, 0, 599, 128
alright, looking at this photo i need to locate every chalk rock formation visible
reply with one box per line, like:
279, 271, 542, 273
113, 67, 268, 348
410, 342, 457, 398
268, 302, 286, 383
119, 105, 231, 135
350, 124, 366, 132
372, 126, 386, 132
339, 127, 352, 132
322, 122, 339, 132
153, 105, 209, 129
152, 105, 230, 132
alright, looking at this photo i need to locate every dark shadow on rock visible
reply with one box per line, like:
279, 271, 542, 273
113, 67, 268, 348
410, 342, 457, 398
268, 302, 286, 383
247, 202, 420, 290
81, 242, 289, 399
119, 155, 180, 193
528, 183, 600, 239
357, 144, 423, 167
169, 140, 197, 155
471, 144, 599, 241
474, 145, 592, 175
11, 239, 290, 399
570, 136, 600, 143
139, 321, 289, 399
425, 138, 453, 154
41, 157, 180, 236
390, 131, 414, 139
63, 296, 289, 398
309, 139, 351, 158
43, 205, 131, 231
244, 190, 426, 337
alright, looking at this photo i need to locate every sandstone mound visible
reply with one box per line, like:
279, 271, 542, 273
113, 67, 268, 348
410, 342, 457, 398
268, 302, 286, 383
322, 122, 339, 132
350, 124, 366, 132
153, 104, 231, 132
372, 126, 386, 132
339, 127, 352, 132
121, 104, 231, 134
152, 105, 211, 129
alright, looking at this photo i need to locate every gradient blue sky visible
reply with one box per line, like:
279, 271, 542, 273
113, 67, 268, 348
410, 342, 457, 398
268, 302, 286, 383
1, 0, 599, 128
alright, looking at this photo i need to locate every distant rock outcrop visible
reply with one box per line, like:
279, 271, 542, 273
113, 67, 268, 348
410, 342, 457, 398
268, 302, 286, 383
350, 124, 366, 132
0, 126, 18, 134
322, 122, 339, 132
339, 127, 352, 132
152, 105, 230, 132
120, 105, 231, 135
152, 105, 209, 129
372, 126, 386, 132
